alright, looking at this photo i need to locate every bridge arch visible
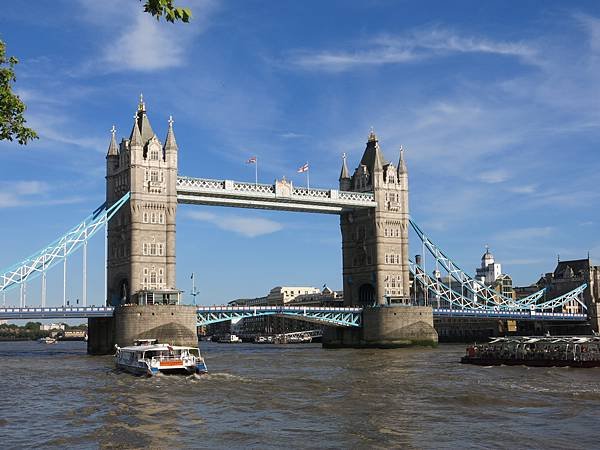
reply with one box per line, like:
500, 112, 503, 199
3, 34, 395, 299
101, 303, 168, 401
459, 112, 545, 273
358, 283, 375, 305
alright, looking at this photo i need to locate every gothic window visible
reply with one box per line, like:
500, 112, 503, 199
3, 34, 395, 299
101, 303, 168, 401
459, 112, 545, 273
150, 243, 157, 255
385, 229, 388, 237
143, 243, 148, 255
158, 268, 164, 286
150, 170, 159, 182
391, 277, 396, 288
158, 243, 164, 256
143, 212, 149, 223
160, 171, 164, 182
144, 170, 149, 182
150, 212, 157, 224
395, 228, 399, 237
159, 213, 165, 224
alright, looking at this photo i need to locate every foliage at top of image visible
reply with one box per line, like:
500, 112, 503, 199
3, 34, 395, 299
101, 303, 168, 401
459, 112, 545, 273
142, 0, 192, 23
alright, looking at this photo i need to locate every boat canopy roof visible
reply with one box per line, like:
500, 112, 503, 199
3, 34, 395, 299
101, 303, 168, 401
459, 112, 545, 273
119, 344, 200, 352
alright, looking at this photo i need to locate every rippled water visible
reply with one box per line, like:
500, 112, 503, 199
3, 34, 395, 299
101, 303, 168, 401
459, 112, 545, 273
1, 341, 599, 449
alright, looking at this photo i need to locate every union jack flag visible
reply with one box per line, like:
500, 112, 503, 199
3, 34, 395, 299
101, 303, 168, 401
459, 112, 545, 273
297, 162, 309, 173
246, 156, 257, 164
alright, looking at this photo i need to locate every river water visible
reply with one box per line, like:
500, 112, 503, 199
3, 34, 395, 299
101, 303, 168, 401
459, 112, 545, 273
1, 341, 599, 449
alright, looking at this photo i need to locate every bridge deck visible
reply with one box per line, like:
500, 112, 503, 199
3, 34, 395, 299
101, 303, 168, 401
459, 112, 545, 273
0, 305, 588, 323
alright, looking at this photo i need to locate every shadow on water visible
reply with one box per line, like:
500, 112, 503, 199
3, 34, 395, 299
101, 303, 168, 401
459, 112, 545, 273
0, 341, 599, 449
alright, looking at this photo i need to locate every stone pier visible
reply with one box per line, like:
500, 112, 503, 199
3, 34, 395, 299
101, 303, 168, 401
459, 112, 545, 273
323, 305, 438, 348
88, 305, 198, 355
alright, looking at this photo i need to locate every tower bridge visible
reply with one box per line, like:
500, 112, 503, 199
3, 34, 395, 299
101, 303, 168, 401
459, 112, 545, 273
1, 97, 596, 353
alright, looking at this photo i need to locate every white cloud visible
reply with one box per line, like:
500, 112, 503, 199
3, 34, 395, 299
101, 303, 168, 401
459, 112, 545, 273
186, 211, 283, 237
79, 0, 217, 73
503, 258, 546, 266
288, 26, 535, 71
508, 185, 537, 194
494, 227, 554, 242
0, 181, 83, 209
476, 169, 510, 184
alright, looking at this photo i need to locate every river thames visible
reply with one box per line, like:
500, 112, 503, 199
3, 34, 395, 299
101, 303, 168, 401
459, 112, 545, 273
1, 341, 599, 449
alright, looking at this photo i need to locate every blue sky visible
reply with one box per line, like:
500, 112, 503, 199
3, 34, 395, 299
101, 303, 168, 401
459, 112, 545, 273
1, 0, 599, 307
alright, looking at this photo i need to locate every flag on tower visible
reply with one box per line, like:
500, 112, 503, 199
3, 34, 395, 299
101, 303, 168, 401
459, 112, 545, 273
246, 156, 257, 164
297, 162, 309, 173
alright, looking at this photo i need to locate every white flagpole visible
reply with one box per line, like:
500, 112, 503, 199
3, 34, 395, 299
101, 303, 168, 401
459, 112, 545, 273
306, 163, 310, 189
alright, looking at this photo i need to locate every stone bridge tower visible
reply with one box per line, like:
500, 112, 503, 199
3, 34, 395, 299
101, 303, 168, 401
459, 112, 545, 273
339, 130, 410, 306
105, 97, 179, 306
325, 131, 437, 348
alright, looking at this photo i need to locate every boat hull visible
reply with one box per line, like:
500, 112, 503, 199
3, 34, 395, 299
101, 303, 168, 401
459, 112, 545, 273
461, 357, 600, 368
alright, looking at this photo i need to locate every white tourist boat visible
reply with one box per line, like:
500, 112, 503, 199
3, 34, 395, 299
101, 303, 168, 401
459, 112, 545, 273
115, 339, 208, 376
37, 337, 57, 344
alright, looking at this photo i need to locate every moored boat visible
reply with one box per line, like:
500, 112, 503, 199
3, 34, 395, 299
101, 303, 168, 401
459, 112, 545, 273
115, 339, 208, 376
37, 337, 57, 344
461, 336, 600, 368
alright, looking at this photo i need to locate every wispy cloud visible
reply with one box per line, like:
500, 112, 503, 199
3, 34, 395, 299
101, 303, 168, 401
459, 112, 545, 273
476, 169, 511, 184
78, 0, 217, 73
186, 211, 284, 237
287, 26, 535, 72
0, 181, 83, 209
494, 227, 554, 242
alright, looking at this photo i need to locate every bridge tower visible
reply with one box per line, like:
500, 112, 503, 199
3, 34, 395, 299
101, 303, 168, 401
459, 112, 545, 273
90, 98, 196, 355
105, 97, 179, 306
340, 131, 410, 305
325, 131, 437, 348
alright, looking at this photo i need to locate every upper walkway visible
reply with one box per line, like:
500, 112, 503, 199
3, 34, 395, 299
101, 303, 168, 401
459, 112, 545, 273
176, 176, 376, 214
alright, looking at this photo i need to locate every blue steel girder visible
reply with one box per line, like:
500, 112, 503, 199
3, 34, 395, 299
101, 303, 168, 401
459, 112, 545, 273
433, 308, 587, 321
409, 219, 546, 309
197, 306, 362, 327
410, 260, 588, 314
0, 192, 130, 293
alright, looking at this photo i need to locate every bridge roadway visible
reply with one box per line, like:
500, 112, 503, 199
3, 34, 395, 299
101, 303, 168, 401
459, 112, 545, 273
176, 176, 377, 214
0, 305, 588, 324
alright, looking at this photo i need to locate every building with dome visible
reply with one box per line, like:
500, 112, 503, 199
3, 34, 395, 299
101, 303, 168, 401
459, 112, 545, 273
475, 246, 502, 285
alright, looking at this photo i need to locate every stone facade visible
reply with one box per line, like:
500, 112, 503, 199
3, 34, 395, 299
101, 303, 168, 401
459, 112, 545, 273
105, 98, 179, 306
339, 132, 410, 305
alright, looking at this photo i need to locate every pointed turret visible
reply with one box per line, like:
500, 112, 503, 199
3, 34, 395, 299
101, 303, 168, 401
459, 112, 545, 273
360, 128, 387, 174
136, 93, 156, 144
339, 152, 349, 180
129, 112, 142, 147
397, 145, 407, 176
339, 152, 351, 191
164, 115, 178, 152
107, 125, 119, 157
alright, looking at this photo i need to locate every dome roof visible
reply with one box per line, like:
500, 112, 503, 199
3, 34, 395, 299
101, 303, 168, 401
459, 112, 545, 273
482, 245, 494, 261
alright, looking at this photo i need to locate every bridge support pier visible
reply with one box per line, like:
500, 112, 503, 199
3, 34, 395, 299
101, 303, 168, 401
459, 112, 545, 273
87, 305, 198, 355
323, 305, 438, 348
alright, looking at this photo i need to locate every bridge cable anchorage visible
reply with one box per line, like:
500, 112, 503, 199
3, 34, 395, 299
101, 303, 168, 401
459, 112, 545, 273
0, 192, 131, 296
409, 219, 548, 310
